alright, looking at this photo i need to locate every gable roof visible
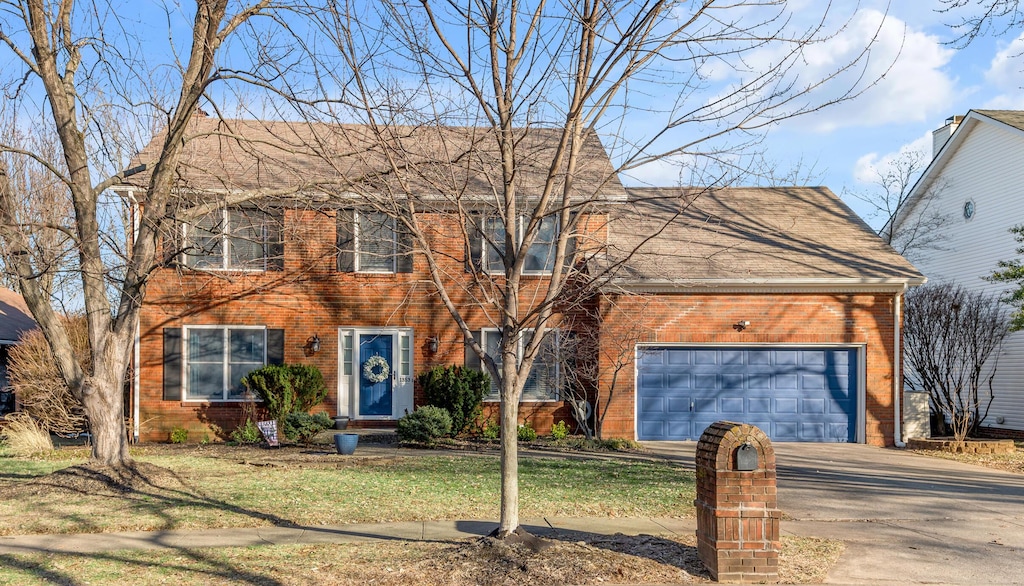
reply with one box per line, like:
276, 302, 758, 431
0, 288, 36, 345
604, 186, 925, 291
126, 117, 626, 202
895, 109, 1024, 232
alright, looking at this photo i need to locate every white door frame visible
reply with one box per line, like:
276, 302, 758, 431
337, 327, 414, 420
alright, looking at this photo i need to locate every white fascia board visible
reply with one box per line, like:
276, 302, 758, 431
607, 276, 927, 294
895, 110, 1024, 231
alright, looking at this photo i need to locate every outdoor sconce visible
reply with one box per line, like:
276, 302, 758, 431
733, 320, 750, 332
427, 336, 440, 354
308, 334, 321, 354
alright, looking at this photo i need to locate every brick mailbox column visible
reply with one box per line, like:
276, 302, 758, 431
695, 421, 780, 583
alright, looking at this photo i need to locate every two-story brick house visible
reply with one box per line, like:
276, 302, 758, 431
125, 117, 923, 446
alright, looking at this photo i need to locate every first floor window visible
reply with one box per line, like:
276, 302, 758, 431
479, 328, 560, 401
186, 327, 266, 401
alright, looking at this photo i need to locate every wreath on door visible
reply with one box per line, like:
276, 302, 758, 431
363, 355, 390, 384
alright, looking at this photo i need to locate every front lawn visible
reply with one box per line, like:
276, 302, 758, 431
0, 444, 695, 536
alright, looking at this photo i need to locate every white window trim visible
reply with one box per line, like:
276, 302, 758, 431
182, 325, 267, 402
354, 210, 397, 274
183, 208, 271, 272
481, 327, 561, 402
481, 216, 558, 276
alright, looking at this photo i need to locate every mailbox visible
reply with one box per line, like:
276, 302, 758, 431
735, 442, 758, 471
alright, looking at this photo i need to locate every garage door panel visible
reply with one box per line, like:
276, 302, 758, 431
801, 398, 826, 414
720, 397, 745, 414
637, 347, 857, 442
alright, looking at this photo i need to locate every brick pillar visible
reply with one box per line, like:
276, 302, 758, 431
695, 421, 780, 583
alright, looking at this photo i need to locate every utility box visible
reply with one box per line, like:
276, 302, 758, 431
695, 421, 780, 583
904, 390, 931, 440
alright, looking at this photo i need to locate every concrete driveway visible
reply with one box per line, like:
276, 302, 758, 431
642, 442, 1024, 584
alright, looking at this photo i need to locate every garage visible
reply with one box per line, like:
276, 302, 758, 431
636, 346, 859, 442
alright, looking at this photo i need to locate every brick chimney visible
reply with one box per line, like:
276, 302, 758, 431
932, 115, 963, 158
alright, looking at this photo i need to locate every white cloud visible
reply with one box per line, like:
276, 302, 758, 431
982, 32, 1024, 108
851, 131, 932, 186
791, 10, 957, 131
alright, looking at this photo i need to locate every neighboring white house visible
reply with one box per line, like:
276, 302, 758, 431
892, 109, 1024, 437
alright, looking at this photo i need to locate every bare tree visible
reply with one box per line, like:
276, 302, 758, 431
940, 0, 1024, 46
252, 0, 893, 538
853, 149, 951, 260
0, 0, 273, 467
903, 283, 1010, 442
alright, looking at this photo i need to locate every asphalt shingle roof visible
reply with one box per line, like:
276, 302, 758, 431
604, 186, 924, 285
128, 117, 626, 201
974, 110, 1024, 131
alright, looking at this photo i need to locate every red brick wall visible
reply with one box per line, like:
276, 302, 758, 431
137, 209, 589, 441
594, 291, 899, 447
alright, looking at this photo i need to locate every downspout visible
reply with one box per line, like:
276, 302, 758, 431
893, 284, 907, 448
127, 188, 141, 443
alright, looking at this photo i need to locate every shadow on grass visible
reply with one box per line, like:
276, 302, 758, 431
0, 547, 287, 586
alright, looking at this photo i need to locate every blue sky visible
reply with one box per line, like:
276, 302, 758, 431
645, 0, 1024, 229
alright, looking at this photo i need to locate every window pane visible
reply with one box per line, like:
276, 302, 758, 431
400, 335, 411, 376
484, 217, 506, 273
189, 329, 223, 363
525, 216, 557, 272
230, 329, 265, 363
484, 330, 502, 396
524, 331, 558, 400
228, 209, 266, 268
342, 333, 353, 376
358, 212, 395, 272
229, 363, 262, 399
187, 213, 224, 268
188, 363, 223, 401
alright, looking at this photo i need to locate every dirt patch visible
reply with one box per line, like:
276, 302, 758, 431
3, 461, 192, 498
406, 532, 710, 585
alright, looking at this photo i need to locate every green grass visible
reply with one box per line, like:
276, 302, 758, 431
0, 449, 695, 536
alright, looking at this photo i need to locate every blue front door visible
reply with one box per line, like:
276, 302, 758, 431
359, 334, 393, 416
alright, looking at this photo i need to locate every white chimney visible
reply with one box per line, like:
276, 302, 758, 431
932, 115, 963, 158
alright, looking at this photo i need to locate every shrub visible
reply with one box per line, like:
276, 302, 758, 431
481, 417, 500, 440
0, 413, 54, 456
517, 421, 537, 442
241, 364, 328, 426
283, 412, 333, 444
418, 365, 490, 437
230, 419, 262, 444
551, 420, 570, 440
6, 315, 89, 435
397, 406, 452, 444
170, 426, 189, 444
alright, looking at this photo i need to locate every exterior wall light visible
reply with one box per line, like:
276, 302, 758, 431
733, 320, 750, 332
427, 336, 440, 353
308, 334, 321, 354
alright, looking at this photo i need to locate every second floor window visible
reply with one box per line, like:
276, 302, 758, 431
184, 208, 282, 271
337, 209, 413, 273
472, 214, 566, 275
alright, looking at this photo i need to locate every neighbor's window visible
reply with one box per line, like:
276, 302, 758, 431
185, 208, 279, 270
185, 326, 266, 401
480, 328, 559, 401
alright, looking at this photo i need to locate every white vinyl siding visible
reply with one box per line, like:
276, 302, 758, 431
897, 119, 1024, 431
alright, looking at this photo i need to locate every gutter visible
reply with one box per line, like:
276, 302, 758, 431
893, 284, 907, 448
608, 277, 926, 294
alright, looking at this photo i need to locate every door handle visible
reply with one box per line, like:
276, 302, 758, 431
690, 398, 695, 412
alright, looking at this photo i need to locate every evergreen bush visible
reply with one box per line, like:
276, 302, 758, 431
418, 365, 489, 437
283, 412, 333, 444
396, 406, 452, 445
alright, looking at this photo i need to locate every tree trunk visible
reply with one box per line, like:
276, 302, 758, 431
79, 376, 132, 467
496, 367, 520, 537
